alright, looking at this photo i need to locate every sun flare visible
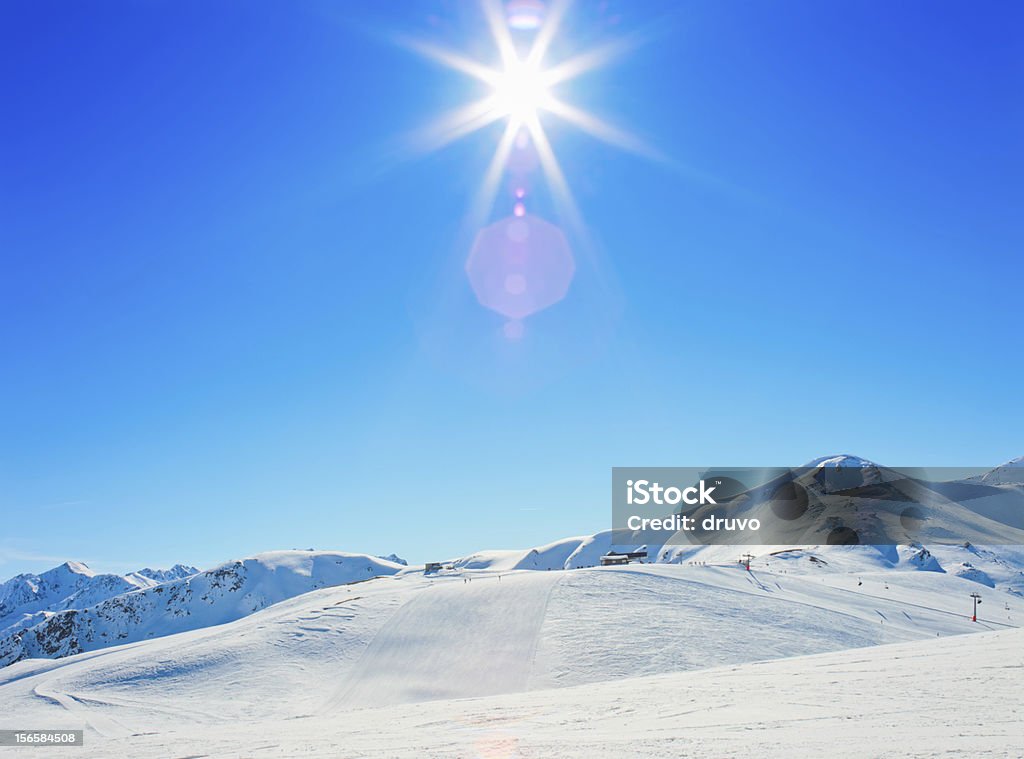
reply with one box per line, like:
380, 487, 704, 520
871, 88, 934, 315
491, 58, 551, 123
400, 0, 655, 210
396, 0, 659, 328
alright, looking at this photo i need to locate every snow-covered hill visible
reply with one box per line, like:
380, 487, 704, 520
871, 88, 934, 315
4, 538, 1022, 669
41, 626, 1013, 759
0, 557, 1020, 757
0, 454, 1020, 756
975, 455, 1024, 485
447, 535, 588, 571
0, 551, 401, 667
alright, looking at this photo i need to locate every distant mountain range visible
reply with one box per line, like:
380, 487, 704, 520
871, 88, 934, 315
0, 552, 402, 667
0, 561, 197, 642
676, 455, 1024, 544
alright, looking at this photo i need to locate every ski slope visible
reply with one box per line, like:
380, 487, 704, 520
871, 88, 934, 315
330, 570, 561, 708
1, 618, 1020, 757
0, 555, 1021, 757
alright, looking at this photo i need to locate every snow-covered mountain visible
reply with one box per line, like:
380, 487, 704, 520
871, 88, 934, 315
127, 564, 198, 585
624, 456, 1024, 546
0, 537, 1022, 757
0, 551, 402, 667
0, 547, 1021, 758
973, 455, 1024, 485
805, 453, 880, 468
2, 453, 1021, 674
0, 561, 198, 641
3, 538, 1022, 669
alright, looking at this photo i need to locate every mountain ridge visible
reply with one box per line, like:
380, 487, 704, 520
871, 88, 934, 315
2, 453, 1020, 669
0, 551, 402, 667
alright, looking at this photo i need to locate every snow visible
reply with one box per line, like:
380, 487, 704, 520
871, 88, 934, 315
651, 463, 1024, 546
0, 557, 1020, 757
512, 536, 588, 570
0, 551, 404, 667
979, 455, 1024, 483
126, 564, 198, 585
564, 529, 644, 568
0, 562, 195, 640
448, 535, 588, 571
927, 543, 1024, 595
805, 453, 880, 468
329, 570, 561, 709
259, 627, 1020, 759
0, 451, 1022, 756
953, 561, 996, 587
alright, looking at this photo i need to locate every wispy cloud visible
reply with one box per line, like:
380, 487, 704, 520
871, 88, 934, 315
0, 546, 74, 567
33, 499, 91, 512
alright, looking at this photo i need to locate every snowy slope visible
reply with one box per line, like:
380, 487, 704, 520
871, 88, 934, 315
0, 452, 1020, 757
42, 626, 1015, 759
0, 551, 403, 667
659, 541, 1024, 593
448, 532, 654, 571
330, 570, 562, 709
5, 451, 1017, 667
449, 535, 588, 571
2, 541, 1020, 671
974, 455, 1024, 485
947, 458, 1024, 528
0, 558, 1020, 757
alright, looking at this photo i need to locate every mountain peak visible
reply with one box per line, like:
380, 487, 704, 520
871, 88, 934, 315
39, 560, 95, 581
131, 565, 199, 584
805, 454, 880, 468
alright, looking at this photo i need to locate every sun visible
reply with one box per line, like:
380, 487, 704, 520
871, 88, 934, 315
491, 58, 551, 123
400, 1, 655, 171
392, 1, 661, 329
395, 0, 661, 259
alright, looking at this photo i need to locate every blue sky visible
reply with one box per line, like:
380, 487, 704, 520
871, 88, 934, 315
2, 0, 1022, 576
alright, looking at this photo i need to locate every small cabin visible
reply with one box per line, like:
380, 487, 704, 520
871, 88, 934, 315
600, 555, 631, 566
600, 549, 647, 566
424, 562, 444, 574
598, 549, 647, 561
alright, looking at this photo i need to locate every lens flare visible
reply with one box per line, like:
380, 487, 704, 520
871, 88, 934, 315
397, 0, 657, 195
492, 59, 551, 122
466, 214, 575, 320
396, 1, 657, 331
506, 0, 546, 30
